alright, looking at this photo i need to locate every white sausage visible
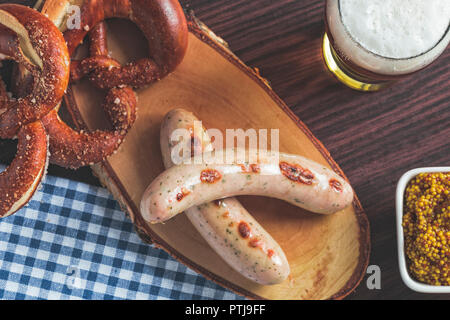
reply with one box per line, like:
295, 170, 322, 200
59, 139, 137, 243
157, 108, 290, 285
141, 147, 354, 223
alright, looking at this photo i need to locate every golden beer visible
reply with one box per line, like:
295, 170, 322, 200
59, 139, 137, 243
323, 0, 450, 91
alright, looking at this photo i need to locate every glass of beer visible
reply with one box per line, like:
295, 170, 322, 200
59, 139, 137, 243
323, 0, 450, 91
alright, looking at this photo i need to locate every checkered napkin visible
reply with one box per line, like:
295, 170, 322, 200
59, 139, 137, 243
0, 165, 244, 300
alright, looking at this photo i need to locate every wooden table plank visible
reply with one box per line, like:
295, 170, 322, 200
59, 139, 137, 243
1, 0, 449, 299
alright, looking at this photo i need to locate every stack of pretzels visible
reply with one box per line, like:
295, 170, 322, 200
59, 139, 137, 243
0, 0, 188, 217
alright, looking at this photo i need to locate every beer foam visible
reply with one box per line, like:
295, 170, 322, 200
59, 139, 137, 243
340, 0, 450, 59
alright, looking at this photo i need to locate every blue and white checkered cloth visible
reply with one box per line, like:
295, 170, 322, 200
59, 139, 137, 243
0, 165, 244, 300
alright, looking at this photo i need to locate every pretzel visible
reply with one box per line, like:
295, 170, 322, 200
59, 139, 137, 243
36, 0, 188, 168
77, 22, 138, 133
57, 0, 188, 89
42, 85, 137, 169
0, 4, 70, 139
41, 23, 137, 169
0, 78, 48, 218
69, 22, 123, 85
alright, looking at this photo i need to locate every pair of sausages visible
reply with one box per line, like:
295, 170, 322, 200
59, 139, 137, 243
140, 109, 354, 285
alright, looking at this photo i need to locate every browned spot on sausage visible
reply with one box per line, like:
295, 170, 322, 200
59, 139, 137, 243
186, 126, 201, 156
238, 221, 251, 239
200, 169, 222, 183
176, 188, 190, 201
222, 211, 230, 218
279, 162, 314, 185
251, 164, 261, 173
190, 136, 202, 156
248, 237, 273, 259
329, 179, 343, 192
249, 237, 262, 248
240, 163, 261, 173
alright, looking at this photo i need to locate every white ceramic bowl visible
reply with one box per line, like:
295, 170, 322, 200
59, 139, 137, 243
396, 167, 450, 293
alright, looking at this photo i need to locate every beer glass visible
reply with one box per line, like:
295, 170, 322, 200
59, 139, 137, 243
323, 0, 450, 91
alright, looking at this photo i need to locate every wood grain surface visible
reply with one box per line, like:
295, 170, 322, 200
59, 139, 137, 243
1, 0, 449, 300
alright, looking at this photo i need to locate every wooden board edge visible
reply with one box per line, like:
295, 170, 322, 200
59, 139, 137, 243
63, 15, 371, 300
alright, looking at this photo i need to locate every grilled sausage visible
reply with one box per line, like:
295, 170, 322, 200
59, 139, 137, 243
157, 108, 290, 285
141, 147, 354, 223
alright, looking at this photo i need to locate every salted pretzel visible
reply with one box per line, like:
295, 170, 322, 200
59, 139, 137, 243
0, 76, 48, 218
0, 4, 70, 139
0, 4, 72, 217
36, 0, 188, 168
13, 22, 137, 169
42, 0, 188, 90
45, 20, 138, 169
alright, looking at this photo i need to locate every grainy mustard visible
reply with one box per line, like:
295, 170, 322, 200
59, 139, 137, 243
402, 172, 449, 286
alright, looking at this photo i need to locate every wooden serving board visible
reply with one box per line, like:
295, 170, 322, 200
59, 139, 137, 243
64, 16, 370, 300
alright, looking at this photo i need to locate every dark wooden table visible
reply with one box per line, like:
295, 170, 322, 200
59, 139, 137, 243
1, 0, 449, 300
